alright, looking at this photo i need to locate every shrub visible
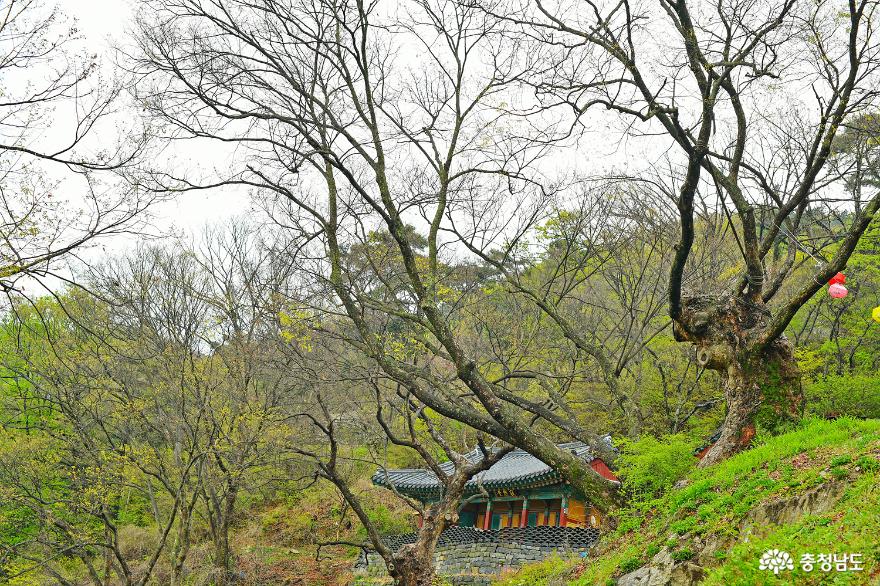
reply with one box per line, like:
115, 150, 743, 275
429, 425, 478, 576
493, 554, 573, 586
615, 515, 643, 533
670, 517, 697, 535
615, 434, 697, 502
671, 548, 695, 562
361, 502, 412, 536
830, 454, 852, 467
619, 557, 642, 573
804, 375, 880, 419
116, 525, 159, 561
856, 455, 880, 472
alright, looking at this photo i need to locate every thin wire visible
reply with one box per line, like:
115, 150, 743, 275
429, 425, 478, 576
774, 221, 826, 265
771, 220, 837, 289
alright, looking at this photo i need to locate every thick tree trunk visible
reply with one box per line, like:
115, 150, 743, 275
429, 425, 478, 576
674, 295, 804, 467
385, 476, 474, 586
698, 337, 802, 466
387, 501, 454, 586
391, 542, 437, 586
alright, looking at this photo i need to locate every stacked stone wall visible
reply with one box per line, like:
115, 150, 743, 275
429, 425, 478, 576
354, 527, 597, 585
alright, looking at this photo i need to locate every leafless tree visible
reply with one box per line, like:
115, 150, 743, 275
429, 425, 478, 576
91, 224, 307, 585
0, 221, 310, 585
480, 0, 880, 463
0, 0, 153, 296
0, 294, 202, 586
130, 0, 632, 512
282, 333, 514, 586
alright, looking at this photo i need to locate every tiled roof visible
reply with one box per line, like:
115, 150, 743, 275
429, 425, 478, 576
372, 438, 613, 497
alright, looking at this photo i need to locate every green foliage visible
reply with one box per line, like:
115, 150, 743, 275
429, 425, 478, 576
831, 455, 853, 467
359, 501, 413, 537
804, 375, 880, 419
264, 480, 414, 550
2, 185, 880, 585
702, 472, 880, 585
499, 417, 880, 586
855, 455, 880, 472
670, 517, 697, 535
615, 434, 697, 503
670, 548, 694, 562
493, 554, 577, 586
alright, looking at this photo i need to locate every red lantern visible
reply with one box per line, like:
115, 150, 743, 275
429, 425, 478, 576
828, 283, 848, 298
828, 272, 846, 285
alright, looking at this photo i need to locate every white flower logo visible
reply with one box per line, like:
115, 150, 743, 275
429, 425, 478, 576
759, 549, 794, 574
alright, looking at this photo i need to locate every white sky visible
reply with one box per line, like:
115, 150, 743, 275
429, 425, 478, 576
49, 0, 832, 258
58, 0, 251, 241
15, 0, 854, 302
50, 0, 636, 270
59, 0, 131, 41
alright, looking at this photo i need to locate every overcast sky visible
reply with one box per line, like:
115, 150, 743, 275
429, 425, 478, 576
60, 0, 131, 40
58, 0, 251, 241
53, 0, 656, 248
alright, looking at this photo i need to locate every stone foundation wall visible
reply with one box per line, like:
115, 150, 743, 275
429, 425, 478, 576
355, 541, 590, 585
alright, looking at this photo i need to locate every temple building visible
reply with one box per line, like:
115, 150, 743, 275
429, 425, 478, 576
372, 440, 619, 530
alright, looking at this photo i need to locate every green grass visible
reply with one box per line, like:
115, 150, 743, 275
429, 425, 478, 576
494, 417, 880, 586
702, 472, 880, 585
493, 554, 580, 586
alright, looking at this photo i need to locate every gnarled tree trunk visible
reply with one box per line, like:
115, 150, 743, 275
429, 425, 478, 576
674, 295, 804, 467
389, 504, 452, 586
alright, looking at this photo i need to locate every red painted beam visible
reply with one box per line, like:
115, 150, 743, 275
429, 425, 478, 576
590, 458, 620, 482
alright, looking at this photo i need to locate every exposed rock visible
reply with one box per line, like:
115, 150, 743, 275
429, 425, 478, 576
616, 481, 846, 585
616, 548, 705, 586
741, 481, 845, 533
615, 565, 669, 586
694, 534, 733, 567
669, 563, 706, 585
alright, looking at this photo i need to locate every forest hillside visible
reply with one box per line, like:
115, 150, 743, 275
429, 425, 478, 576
497, 417, 880, 585
3, 0, 880, 584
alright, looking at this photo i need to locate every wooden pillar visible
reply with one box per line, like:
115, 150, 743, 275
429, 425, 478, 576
483, 499, 492, 530
519, 496, 529, 528
560, 494, 568, 527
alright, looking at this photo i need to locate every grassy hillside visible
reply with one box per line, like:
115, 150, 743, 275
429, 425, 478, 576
226, 479, 415, 586
496, 417, 880, 585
